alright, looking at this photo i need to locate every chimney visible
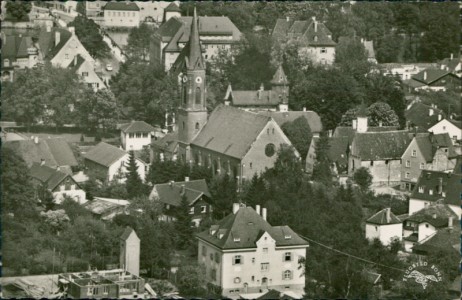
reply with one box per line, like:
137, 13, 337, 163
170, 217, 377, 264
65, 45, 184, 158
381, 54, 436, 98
438, 177, 443, 194
432, 213, 437, 219
386, 208, 391, 223
438, 114, 442, 121
312, 16, 317, 32
169, 180, 174, 188
448, 216, 453, 228
451, 53, 454, 60
232, 203, 240, 214
286, 16, 290, 22
441, 64, 445, 70
352, 119, 357, 130
40, 159, 45, 166
303, 107, 306, 112
57, 166, 61, 172
256, 204, 261, 215
428, 108, 434, 116
68, 26, 75, 34
378, 120, 383, 127
34, 136, 39, 144
55, 31, 61, 47
423, 71, 427, 81
185, 177, 189, 182
262, 208, 267, 221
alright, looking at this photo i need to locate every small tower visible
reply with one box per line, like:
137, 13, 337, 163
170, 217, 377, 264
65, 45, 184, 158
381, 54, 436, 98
270, 66, 289, 112
356, 101, 368, 133
163, 2, 181, 23
120, 227, 140, 276
177, 7, 208, 163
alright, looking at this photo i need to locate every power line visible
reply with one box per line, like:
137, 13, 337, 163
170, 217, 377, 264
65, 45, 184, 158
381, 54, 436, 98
299, 234, 406, 273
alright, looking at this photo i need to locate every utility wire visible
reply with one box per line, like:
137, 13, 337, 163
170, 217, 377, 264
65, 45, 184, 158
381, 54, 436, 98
299, 234, 406, 272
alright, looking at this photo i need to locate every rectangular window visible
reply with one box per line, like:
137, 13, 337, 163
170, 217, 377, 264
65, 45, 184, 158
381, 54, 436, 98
211, 269, 217, 280
210, 253, 213, 261
82, 72, 88, 77
129, 133, 134, 138
261, 263, 269, 271
453, 135, 457, 141
320, 48, 327, 53
87, 287, 95, 295
201, 206, 207, 213
418, 186, 424, 193
406, 160, 410, 168
284, 252, 292, 261
263, 247, 268, 253
189, 207, 194, 214
412, 149, 417, 157
429, 189, 433, 195
420, 162, 425, 169
233, 255, 242, 265
405, 172, 410, 179
103, 286, 108, 295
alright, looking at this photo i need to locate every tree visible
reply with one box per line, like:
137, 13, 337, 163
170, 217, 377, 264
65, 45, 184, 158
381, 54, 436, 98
37, 182, 55, 211
40, 209, 70, 234
209, 173, 237, 219
77, 88, 121, 132
174, 194, 194, 250
353, 167, 373, 192
281, 116, 313, 161
312, 132, 332, 184
340, 102, 400, 127
68, 16, 110, 58
126, 151, 145, 199
176, 263, 207, 297
6, 1, 31, 21
335, 37, 371, 80
126, 23, 156, 61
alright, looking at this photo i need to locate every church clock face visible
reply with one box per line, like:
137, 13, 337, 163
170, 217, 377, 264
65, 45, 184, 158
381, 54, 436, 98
195, 76, 202, 84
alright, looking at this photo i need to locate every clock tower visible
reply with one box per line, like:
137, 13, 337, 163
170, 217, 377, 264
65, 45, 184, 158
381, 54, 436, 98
177, 7, 208, 163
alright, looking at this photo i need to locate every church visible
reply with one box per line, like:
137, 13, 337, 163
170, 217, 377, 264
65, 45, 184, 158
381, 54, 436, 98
161, 8, 297, 182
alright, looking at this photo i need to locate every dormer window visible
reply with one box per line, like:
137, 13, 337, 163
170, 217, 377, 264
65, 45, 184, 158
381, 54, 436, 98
219, 233, 224, 239
284, 234, 292, 240
418, 186, 424, 193
234, 237, 240, 242
429, 189, 433, 195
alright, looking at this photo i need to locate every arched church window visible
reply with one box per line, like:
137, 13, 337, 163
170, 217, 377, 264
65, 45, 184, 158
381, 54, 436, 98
183, 85, 187, 105
195, 87, 201, 104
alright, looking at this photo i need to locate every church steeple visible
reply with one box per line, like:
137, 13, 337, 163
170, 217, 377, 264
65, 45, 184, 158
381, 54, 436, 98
186, 7, 205, 70
271, 65, 289, 111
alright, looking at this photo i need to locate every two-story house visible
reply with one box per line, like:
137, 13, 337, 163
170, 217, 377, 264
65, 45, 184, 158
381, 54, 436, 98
83, 142, 148, 182
119, 121, 155, 151
404, 68, 460, 92
405, 102, 445, 133
196, 203, 309, 298
149, 178, 212, 226
103, 1, 141, 28
428, 119, 462, 145
408, 169, 461, 218
272, 16, 336, 65
1, 33, 39, 82
402, 203, 457, 252
365, 208, 403, 246
69, 54, 106, 91
30, 162, 86, 204
438, 54, 461, 77
400, 133, 457, 191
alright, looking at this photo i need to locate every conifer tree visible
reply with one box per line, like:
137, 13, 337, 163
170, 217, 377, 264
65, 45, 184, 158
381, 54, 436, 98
175, 193, 193, 250
312, 132, 333, 185
126, 150, 144, 198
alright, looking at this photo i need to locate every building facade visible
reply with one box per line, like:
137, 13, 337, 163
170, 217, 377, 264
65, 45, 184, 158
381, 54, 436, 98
120, 121, 155, 151
428, 119, 462, 144
365, 208, 403, 246
196, 204, 309, 298
103, 2, 141, 28
120, 227, 140, 277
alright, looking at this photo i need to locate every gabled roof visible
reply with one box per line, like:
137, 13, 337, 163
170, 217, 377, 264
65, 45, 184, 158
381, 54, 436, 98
405, 102, 444, 131
366, 208, 402, 225
410, 170, 462, 206
38, 27, 72, 60
351, 131, 412, 160
405, 204, 457, 228
165, 2, 181, 12
29, 163, 71, 190
227, 90, 281, 107
412, 68, 454, 85
333, 126, 399, 142
191, 105, 272, 159
120, 227, 138, 241
151, 179, 211, 207
439, 57, 460, 72
151, 131, 179, 155
448, 119, 462, 129
103, 2, 140, 11
3, 138, 78, 168
119, 121, 155, 133
413, 227, 460, 255
196, 205, 308, 250
272, 18, 336, 47
414, 133, 457, 162
270, 65, 289, 85
83, 142, 127, 167
84, 197, 129, 218
2, 35, 34, 62
257, 289, 297, 300
258, 111, 323, 133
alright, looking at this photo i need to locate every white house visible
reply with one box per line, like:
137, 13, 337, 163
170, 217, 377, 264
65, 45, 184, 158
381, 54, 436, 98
196, 203, 309, 298
120, 121, 155, 151
429, 119, 461, 144
70, 54, 106, 91
103, 2, 141, 28
365, 208, 403, 246
83, 142, 149, 182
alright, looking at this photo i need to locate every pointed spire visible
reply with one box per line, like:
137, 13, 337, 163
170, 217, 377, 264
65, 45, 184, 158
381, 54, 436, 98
187, 7, 205, 70
270, 65, 289, 85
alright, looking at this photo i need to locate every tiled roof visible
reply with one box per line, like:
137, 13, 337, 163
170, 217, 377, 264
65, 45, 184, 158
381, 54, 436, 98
103, 2, 140, 11
84, 197, 129, 217
29, 163, 70, 190
150, 179, 211, 207
351, 131, 412, 160
412, 227, 460, 255
403, 79, 426, 89
412, 68, 453, 85
366, 208, 402, 225
229, 90, 281, 107
3, 138, 78, 168
196, 205, 309, 250
165, 2, 181, 12
272, 18, 336, 47
332, 126, 399, 142
258, 111, 323, 133
83, 142, 127, 167
410, 170, 462, 206
439, 57, 460, 72
414, 133, 457, 162
405, 102, 444, 131
257, 289, 297, 300
2, 35, 34, 68
119, 121, 155, 133
38, 27, 72, 60
192, 105, 272, 159
270, 65, 289, 85
406, 204, 458, 228
151, 131, 179, 155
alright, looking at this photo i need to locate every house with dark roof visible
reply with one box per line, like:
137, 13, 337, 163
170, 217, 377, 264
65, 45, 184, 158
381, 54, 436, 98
258, 110, 323, 137
150, 8, 241, 71
412, 226, 460, 256
438, 54, 461, 77
405, 102, 445, 132
163, 2, 181, 23
102, 1, 140, 28
119, 121, 155, 151
402, 203, 457, 252
151, 131, 179, 162
3, 137, 78, 173
365, 208, 402, 246
408, 170, 461, 218
196, 203, 308, 298
1, 33, 38, 82
149, 178, 212, 226
37, 26, 94, 68
381, 63, 435, 81
69, 54, 105, 91
83, 142, 148, 182
428, 118, 462, 144
404, 68, 460, 92
84, 197, 129, 220
272, 16, 336, 65
30, 163, 86, 204
400, 133, 457, 191
305, 136, 350, 177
